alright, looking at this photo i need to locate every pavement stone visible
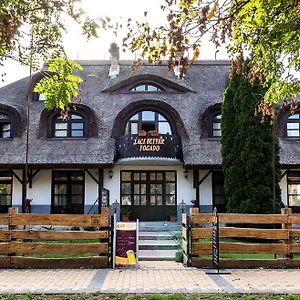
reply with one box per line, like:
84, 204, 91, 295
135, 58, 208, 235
1, 263, 300, 294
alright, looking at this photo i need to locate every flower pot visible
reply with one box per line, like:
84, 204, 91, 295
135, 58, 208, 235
169, 215, 177, 222
122, 215, 130, 222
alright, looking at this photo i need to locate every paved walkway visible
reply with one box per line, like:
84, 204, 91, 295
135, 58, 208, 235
1, 262, 300, 294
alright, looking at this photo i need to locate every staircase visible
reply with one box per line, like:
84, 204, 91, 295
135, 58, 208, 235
138, 222, 181, 261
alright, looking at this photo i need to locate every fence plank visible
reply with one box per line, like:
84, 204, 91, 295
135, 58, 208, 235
0, 215, 9, 224
11, 214, 109, 227
0, 242, 10, 254
218, 214, 287, 224
192, 242, 288, 255
290, 215, 300, 225
0, 257, 11, 268
191, 213, 287, 226
289, 244, 300, 253
0, 230, 10, 241
290, 229, 300, 238
12, 230, 108, 240
192, 227, 288, 240
10, 256, 108, 269
191, 228, 211, 239
191, 214, 212, 226
11, 241, 108, 254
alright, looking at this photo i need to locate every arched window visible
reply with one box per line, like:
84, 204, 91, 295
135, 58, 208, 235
124, 111, 172, 135
286, 113, 300, 137
52, 113, 85, 138
211, 113, 222, 137
130, 83, 163, 92
0, 113, 11, 138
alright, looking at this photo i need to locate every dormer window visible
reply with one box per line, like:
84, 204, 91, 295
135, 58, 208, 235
0, 113, 11, 138
124, 111, 172, 135
286, 113, 300, 137
130, 83, 163, 92
52, 113, 85, 138
211, 113, 222, 137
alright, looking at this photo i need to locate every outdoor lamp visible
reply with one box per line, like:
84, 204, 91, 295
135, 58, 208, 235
112, 199, 120, 214
180, 199, 186, 213
108, 169, 113, 178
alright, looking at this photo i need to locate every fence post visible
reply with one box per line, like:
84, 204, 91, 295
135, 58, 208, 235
8, 207, 18, 267
281, 208, 293, 259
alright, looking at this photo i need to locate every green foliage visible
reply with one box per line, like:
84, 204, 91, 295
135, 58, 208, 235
33, 58, 83, 110
221, 62, 282, 214
124, 0, 300, 105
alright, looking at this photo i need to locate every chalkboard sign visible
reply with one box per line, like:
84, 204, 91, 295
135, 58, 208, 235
114, 222, 138, 266
212, 207, 219, 271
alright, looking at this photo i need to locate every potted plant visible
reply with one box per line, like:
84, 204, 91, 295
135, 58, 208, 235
166, 208, 177, 222
121, 206, 131, 222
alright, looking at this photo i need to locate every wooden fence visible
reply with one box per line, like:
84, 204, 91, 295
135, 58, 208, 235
182, 207, 300, 268
0, 208, 110, 268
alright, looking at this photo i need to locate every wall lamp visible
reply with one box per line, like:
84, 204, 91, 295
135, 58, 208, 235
184, 169, 188, 178
108, 169, 113, 178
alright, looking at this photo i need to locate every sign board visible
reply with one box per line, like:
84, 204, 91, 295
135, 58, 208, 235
113, 220, 139, 267
212, 207, 219, 271
133, 136, 165, 152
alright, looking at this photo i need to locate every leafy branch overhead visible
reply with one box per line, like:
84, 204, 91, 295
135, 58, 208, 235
124, 0, 300, 105
34, 58, 83, 111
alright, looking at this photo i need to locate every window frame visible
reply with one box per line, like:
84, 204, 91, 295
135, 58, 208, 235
129, 82, 164, 92
120, 170, 177, 207
124, 110, 173, 135
50, 112, 87, 139
51, 170, 85, 214
0, 112, 12, 139
212, 170, 226, 213
0, 171, 13, 213
210, 112, 222, 138
286, 112, 300, 138
287, 171, 300, 209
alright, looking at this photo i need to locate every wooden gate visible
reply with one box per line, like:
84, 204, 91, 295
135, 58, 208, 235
0, 208, 110, 268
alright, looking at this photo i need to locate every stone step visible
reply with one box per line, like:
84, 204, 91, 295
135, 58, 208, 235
138, 249, 178, 261
139, 239, 179, 250
139, 231, 174, 240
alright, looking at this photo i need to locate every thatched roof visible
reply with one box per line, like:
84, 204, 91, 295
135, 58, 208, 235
0, 59, 294, 168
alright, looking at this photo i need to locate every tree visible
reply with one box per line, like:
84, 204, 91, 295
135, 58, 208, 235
0, 0, 111, 110
221, 62, 282, 214
124, 0, 300, 107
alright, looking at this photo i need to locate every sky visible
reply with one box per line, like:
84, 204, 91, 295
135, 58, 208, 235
0, 0, 228, 87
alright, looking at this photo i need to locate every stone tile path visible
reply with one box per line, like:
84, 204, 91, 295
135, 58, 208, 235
1, 262, 300, 294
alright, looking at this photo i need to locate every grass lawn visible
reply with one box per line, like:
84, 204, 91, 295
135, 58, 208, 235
1, 294, 300, 300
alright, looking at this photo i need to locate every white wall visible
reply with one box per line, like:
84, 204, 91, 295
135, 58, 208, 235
198, 170, 213, 208
12, 170, 23, 206
27, 170, 51, 206
85, 170, 98, 205
103, 164, 195, 205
